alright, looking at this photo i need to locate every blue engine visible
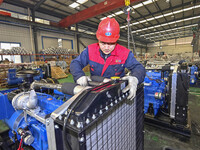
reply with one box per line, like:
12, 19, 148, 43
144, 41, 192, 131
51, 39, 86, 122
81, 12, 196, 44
7, 68, 43, 86
189, 65, 198, 85
0, 88, 72, 150
144, 71, 167, 116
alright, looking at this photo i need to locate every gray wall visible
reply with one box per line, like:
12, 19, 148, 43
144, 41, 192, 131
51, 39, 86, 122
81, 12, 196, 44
0, 23, 33, 51
147, 37, 193, 55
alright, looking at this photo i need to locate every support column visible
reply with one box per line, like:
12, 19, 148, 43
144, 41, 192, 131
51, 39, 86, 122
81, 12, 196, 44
31, 10, 39, 55
75, 24, 80, 54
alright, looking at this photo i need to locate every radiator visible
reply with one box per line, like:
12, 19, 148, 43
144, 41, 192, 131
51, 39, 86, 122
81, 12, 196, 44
52, 81, 144, 150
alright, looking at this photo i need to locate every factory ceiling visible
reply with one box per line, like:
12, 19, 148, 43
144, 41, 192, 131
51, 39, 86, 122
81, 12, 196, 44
2, 0, 200, 43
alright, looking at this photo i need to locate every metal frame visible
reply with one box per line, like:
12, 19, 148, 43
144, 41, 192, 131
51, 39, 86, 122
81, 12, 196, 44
145, 116, 191, 137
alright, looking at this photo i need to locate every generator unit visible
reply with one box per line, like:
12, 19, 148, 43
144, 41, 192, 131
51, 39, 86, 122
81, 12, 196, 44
144, 71, 167, 116
189, 65, 199, 86
0, 79, 144, 150
7, 64, 51, 86
144, 64, 191, 136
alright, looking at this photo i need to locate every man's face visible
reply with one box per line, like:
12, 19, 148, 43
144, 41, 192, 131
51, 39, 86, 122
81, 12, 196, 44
99, 41, 116, 54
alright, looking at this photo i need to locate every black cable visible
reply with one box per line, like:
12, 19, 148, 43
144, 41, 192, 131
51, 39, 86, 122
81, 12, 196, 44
146, 74, 163, 83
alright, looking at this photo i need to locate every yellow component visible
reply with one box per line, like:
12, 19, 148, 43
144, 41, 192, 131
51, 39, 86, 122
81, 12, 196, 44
111, 76, 120, 80
47, 78, 55, 84
125, 0, 130, 6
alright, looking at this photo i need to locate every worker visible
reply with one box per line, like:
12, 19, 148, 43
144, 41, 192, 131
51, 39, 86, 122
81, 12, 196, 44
70, 17, 145, 100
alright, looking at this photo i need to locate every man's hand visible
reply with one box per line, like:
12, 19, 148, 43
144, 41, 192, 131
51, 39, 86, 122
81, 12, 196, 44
121, 76, 138, 100
76, 76, 91, 86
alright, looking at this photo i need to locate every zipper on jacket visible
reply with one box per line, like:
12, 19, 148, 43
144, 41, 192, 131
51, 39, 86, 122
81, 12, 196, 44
104, 55, 108, 64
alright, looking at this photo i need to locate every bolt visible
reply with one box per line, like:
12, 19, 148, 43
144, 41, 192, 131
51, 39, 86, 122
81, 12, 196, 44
77, 122, 83, 128
58, 115, 62, 120
70, 119, 75, 125
86, 118, 90, 124
92, 114, 96, 120
105, 106, 108, 110
65, 111, 68, 115
46, 119, 50, 126
99, 110, 103, 115
79, 136, 84, 142
55, 125, 59, 129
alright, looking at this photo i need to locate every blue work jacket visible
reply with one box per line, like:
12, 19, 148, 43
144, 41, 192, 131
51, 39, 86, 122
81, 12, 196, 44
70, 43, 145, 84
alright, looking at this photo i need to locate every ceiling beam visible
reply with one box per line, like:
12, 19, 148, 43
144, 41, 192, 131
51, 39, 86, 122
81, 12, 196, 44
121, 1, 192, 25
58, 0, 144, 28
0, 0, 3, 5
34, 0, 47, 10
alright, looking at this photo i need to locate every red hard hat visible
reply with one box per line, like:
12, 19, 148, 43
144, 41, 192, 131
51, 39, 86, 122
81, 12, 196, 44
96, 17, 120, 43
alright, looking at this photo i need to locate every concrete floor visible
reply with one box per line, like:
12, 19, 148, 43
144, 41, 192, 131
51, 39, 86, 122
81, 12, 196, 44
144, 88, 200, 150
0, 75, 200, 150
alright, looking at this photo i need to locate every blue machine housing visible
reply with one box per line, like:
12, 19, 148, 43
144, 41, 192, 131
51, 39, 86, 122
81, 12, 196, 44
0, 88, 72, 150
189, 65, 198, 85
7, 68, 44, 85
144, 71, 167, 116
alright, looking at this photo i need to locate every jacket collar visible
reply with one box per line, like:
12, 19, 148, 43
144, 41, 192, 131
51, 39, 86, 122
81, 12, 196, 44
99, 43, 118, 59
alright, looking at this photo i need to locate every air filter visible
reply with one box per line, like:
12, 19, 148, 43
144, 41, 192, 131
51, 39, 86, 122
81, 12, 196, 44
52, 81, 144, 150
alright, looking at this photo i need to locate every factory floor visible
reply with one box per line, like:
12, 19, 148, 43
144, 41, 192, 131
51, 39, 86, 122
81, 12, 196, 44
144, 87, 200, 150
0, 74, 200, 150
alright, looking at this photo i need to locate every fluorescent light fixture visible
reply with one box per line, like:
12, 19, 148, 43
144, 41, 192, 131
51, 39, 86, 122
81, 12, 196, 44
107, 14, 115, 18
69, 2, 80, 8
173, 10, 183, 14
163, 12, 173, 17
161, 23, 168, 26
132, 3, 143, 9
139, 20, 147, 23
183, 7, 193, 11
148, 26, 154, 29
71, 27, 76, 31
77, 0, 88, 4
78, 29, 85, 32
100, 17, 107, 20
121, 4, 200, 31
155, 15, 163, 19
143, 0, 153, 5
115, 11, 124, 15
147, 18, 154, 21
194, 5, 200, 9
154, 25, 161, 28
120, 25, 127, 29
140, 24, 197, 37
131, 22, 140, 25
176, 19, 183, 23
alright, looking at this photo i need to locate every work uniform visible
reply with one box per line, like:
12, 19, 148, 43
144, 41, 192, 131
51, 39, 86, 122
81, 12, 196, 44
70, 43, 145, 84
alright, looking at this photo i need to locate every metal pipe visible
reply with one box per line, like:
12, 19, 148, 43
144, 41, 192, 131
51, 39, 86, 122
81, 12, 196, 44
30, 81, 91, 95
30, 81, 62, 91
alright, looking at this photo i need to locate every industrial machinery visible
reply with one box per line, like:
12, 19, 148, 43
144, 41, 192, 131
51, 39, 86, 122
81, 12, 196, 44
0, 79, 144, 150
188, 64, 200, 86
7, 64, 51, 87
144, 63, 191, 136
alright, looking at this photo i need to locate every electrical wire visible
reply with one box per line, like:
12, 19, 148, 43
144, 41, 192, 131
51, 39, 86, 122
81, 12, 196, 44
146, 74, 163, 83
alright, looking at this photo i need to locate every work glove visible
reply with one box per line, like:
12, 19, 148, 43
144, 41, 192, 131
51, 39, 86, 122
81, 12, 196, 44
76, 76, 91, 86
103, 78, 112, 83
121, 76, 139, 100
